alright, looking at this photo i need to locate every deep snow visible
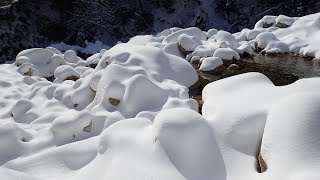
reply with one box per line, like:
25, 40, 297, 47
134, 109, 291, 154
1, 13, 320, 180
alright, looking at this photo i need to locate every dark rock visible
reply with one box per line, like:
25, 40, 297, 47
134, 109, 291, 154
257, 152, 267, 173
83, 121, 92, 133
221, 69, 233, 78
227, 64, 239, 70
200, 64, 225, 75
262, 22, 273, 28
276, 22, 289, 28
65, 75, 79, 81
109, 97, 120, 106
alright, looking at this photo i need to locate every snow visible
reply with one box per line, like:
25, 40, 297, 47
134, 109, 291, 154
213, 48, 240, 61
202, 72, 320, 180
53, 65, 80, 83
275, 15, 294, 27
177, 34, 199, 52
153, 108, 225, 180
252, 13, 320, 58
50, 41, 110, 55
163, 27, 207, 44
1, 12, 320, 180
199, 57, 223, 71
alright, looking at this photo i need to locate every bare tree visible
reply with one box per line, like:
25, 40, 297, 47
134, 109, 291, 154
70, 0, 153, 37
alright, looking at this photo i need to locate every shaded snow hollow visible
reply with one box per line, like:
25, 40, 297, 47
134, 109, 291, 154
1, 13, 320, 180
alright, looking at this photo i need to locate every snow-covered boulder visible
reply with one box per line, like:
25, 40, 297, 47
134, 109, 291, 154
51, 111, 105, 146
163, 27, 207, 44
202, 72, 320, 179
255, 15, 277, 29
207, 28, 219, 39
163, 42, 185, 58
64, 50, 80, 64
54, 65, 81, 83
227, 64, 239, 70
254, 32, 279, 50
215, 30, 239, 47
14, 48, 82, 78
251, 13, 320, 58
237, 42, 254, 56
275, 15, 294, 28
177, 34, 200, 54
199, 57, 224, 73
213, 48, 240, 65
262, 93, 320, 178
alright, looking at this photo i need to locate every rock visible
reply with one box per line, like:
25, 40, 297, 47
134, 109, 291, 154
178, 43, 192, 56
189, 80, 202, 96
275, 15, 294, 28
222, 59, 233, 67
199, 57, 224, 73
109, 97, 120, 106
227, 64, 239, 70
257, 152, 267, 173
83, 121, 92, 133
178, 34, 199, 52
65, 75, 79, 81
276, 22, 289, 28
88, 63, 98, 69
201, 65, 225, 75
190, 56, 200, 65
221, 69, 233, 78
263, 22, 273, 28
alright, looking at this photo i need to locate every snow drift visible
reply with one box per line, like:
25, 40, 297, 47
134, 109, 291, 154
1, 12, 320, 180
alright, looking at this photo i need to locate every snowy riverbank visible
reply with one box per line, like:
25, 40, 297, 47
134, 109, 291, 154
1, 13, 320, 180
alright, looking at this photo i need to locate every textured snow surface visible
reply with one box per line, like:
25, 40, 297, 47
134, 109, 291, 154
203, 72, 320, 180
250, 13, 320, 58
1, 13, 320, 179
199, 57, 223, 71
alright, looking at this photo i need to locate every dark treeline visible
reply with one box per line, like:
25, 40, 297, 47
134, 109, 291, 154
0, 0, 319, 62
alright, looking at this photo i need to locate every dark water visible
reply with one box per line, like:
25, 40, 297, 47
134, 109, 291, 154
192, 54, 320, 113
247, 54, 320, 78
241, 54, 320, 86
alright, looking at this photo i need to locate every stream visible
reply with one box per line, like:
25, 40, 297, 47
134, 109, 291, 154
191, 53, 320, 113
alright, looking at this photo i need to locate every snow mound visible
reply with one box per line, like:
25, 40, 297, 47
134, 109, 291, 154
177, 34, 200, 53
4, 35, 203, 179
54, 65, 80, 83
275, 15, 294, 28
163, 27, 207, 44
252, 13, 320, 58
50, 41, 110, 55
215, 30, 239, 47
202, 72, 320, 179
4, 12, 320, 180
213, 48, 240, 63
154, 108, 225, 180
14, 48, 86, 79
199, 57, 224, 72
262, 93, 320, 178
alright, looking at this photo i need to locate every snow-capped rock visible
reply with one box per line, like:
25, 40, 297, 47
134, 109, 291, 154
199, 57, 224, 73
